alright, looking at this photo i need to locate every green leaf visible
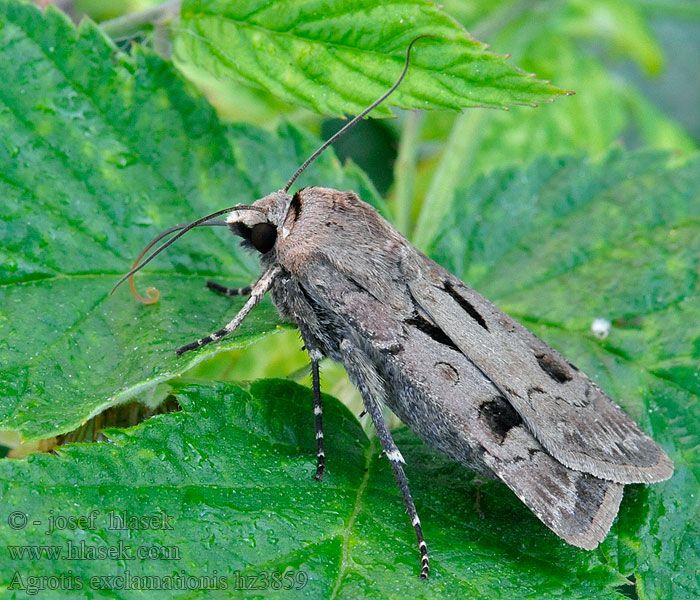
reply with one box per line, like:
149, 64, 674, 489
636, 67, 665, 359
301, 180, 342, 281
0, 380, 630, 599
429, 149, 700, 600
173, 0, 569, 118
0, 0, 380, 439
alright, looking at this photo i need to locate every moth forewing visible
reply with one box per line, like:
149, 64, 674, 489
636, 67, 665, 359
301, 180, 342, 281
405, 263, 674, 484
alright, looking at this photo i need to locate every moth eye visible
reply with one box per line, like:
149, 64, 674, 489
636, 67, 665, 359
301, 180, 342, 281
251, 223, 277, 253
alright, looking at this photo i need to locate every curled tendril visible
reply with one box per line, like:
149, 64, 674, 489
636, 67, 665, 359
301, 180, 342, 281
128, 249, 160, 305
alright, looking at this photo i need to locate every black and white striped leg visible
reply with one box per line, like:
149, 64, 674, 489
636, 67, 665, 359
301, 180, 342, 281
339, 339, 430, 579
176, 265, 281, 357
310, 350, 326, 481
206, 280, 252, 297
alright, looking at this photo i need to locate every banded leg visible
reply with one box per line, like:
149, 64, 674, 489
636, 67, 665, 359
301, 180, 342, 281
176, 265, 281, 357
206, 280, 252, 297
339, 339, 430, 579
310, 349, 326, 481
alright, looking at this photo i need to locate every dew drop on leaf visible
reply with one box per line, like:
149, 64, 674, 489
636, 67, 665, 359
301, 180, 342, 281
591, 318, 611, 339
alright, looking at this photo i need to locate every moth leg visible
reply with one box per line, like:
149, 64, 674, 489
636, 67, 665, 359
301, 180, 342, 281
176, 265, 281, 357
308, 349, 326, 481
339, 339, 430, 579
310, 351, 326, 481
205, 281, 252, 297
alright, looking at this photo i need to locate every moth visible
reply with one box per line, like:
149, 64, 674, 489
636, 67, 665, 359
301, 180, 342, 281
114, 40, 673, 578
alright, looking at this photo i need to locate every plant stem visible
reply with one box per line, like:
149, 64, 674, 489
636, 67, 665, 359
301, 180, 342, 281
100, 0, 182, 40
393, 110, 423, 237
413, 109, 488, 251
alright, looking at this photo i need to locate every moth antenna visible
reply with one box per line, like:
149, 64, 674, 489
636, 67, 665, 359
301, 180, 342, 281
126, 220, 227, 304
282, 34, 433, 193
111, 205, 264, 298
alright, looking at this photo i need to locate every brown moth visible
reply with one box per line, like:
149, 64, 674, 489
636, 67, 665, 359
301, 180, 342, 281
114, 39, 673, 578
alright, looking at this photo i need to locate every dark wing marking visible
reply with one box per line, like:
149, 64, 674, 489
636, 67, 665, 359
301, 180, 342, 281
298, 259, 624, 548
406, 256, 673, 484
479, 419, 624, 550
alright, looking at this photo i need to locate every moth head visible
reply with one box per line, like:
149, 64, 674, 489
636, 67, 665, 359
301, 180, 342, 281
226, 190, 291, 254
111, 201, 281, 303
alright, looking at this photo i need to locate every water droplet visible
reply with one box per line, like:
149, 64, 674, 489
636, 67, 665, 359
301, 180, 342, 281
591, 318, 611, 340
